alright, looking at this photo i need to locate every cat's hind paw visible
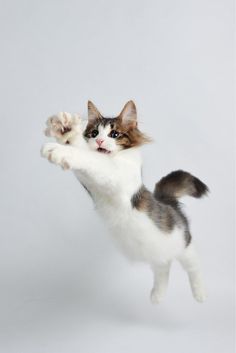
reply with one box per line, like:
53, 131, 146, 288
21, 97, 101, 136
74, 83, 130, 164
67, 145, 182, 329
150, 288, 165, 304
192, 287, 207, 303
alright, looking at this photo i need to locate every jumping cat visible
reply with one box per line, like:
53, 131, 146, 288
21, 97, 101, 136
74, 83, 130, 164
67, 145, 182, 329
41, 101, 208, 303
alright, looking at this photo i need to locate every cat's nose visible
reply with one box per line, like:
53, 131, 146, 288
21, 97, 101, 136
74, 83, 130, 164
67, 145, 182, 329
96, 138, 104, 146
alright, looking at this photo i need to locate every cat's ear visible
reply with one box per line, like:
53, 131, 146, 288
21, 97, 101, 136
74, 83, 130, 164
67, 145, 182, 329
87, 101, 102, 122
118, 100, 137, 127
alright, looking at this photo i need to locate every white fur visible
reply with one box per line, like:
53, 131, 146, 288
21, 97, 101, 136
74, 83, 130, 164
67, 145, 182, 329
87, 124, 122, 153
41, 112, 206, 303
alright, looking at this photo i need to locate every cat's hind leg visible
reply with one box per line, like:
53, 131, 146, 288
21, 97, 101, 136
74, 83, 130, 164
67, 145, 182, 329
150, 262, 171, 304
178, 243, 206, 303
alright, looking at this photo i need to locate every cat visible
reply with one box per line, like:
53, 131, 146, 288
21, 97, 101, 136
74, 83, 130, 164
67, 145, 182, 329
41, 100, 208, 304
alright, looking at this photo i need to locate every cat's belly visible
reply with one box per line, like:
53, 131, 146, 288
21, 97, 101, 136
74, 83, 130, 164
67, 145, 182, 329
75, 172, 186, 264
97, 203, 186, 264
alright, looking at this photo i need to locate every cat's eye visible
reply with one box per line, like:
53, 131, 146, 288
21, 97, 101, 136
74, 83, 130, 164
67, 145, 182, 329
110, 130, 119, 138
91, 129, 99, 138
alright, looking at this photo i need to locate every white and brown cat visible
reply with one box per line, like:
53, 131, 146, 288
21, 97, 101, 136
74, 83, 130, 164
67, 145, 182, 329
41, 101, 208, 303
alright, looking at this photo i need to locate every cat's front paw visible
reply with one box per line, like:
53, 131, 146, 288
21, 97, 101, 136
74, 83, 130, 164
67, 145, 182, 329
45, 112, 82, 144
41, 142, 77, 170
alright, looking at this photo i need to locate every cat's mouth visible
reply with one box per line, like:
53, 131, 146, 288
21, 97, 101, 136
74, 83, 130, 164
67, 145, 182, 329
97, 147, 111, 154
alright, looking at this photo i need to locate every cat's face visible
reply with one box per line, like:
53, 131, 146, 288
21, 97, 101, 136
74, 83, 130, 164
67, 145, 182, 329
84, 101, 150, 154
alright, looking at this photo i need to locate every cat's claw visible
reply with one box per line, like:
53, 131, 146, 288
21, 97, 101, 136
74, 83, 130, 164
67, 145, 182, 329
45, 112, 82, 144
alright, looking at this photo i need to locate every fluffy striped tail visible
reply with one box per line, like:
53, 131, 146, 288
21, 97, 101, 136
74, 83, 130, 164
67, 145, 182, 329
154, 170, 209, 205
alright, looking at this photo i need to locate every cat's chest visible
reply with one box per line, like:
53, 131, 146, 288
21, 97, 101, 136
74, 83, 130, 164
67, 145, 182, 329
75, 163, 142, 203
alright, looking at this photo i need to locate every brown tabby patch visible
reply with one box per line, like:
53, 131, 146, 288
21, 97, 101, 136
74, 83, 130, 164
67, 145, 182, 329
131, 185, 192, 246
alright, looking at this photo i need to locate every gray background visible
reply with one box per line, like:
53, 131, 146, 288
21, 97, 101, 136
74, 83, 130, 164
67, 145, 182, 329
0, 0, 235, 352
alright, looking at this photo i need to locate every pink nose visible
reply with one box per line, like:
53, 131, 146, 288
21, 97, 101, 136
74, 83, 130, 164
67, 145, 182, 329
96, 138, 104, 146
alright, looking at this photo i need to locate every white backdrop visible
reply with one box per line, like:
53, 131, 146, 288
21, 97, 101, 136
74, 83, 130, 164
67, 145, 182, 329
0, 0, 235, 352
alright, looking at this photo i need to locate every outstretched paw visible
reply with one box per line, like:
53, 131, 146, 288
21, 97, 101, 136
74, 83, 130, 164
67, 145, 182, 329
41, 142, 77, 170
44, 112, 82, 144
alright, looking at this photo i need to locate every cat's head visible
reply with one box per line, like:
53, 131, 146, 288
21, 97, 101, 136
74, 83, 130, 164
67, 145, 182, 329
83, 100, 151, 154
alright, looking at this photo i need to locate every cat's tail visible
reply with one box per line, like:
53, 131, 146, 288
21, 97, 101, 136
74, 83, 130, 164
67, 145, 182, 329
154, 170, 209, 205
